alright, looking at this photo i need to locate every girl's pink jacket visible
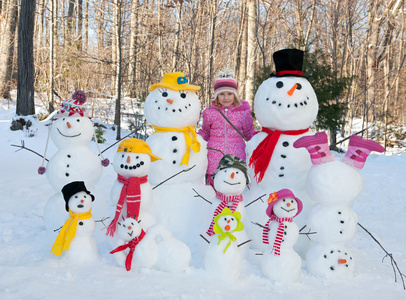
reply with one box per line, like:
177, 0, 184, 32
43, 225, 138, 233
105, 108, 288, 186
198, 100, 256, 175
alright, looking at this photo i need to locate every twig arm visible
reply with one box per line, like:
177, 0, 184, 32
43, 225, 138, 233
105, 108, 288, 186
193, 188, 212, 204
245, 194, 267, 207
11, 140, 49, 161
153, 165, 196, 190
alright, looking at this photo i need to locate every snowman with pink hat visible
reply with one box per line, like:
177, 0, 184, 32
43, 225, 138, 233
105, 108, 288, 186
294, 132, 385, 279
261, 189, 303, 282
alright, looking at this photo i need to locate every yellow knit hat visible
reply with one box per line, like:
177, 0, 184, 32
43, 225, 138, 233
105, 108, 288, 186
150, 72, 200, 92
117, 138, 161, 162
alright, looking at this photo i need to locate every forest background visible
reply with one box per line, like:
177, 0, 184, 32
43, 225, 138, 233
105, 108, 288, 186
0, 0, 405, 149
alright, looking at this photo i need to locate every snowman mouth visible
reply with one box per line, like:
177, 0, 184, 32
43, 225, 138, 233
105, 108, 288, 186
281, 207, 295, 213
127, 231, 133, 237
57, 128, 81, 138
120, 161, 144, 170
77, 204, 84, 208
224, 181, 241, 186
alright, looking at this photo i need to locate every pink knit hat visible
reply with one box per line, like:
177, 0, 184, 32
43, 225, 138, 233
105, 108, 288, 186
51, 90, 88, 121
265, 189, 303, 218
213, 68, 240, 105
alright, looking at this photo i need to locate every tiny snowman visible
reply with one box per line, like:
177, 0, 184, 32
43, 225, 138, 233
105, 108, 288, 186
204, 208, 245, 281
40, 90, 109, 230
106, 138, 161, 237
144, 72, 214, 246
51, 181, 98, 263
261, 189, 303, 282
206, 154, 249, 250
111, 217, 191, 273
294, 132, 385, 279
244, 49, 318, 250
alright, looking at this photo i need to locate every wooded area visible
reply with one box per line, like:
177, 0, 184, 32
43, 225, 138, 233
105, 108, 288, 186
0, 0, 405, 146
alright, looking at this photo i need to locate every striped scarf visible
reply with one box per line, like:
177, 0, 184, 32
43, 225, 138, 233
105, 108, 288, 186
262, 215, 293, 256
110, 230, 146, 271
106, 174, 148, 237
206, 192, 242, 236
51, 209, 92, 256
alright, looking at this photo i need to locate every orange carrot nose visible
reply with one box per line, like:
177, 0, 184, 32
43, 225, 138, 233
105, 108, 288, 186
66, 122, 72, 128
338, 259, 347, 264
231, 172, 235, 179
287, 203, 291, 207
227, 219, 231, 223
166, 99, 174, 104
128, 226, 132, 230
126, 156, 131, 163
81, 200, 84, 203
287, 84, 298, 96
225, 225, 231, 231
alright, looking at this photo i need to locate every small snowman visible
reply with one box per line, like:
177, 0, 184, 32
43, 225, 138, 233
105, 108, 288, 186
261, 189, 303, 282
106, 138, 161, 237
111, 216, 191, 273
40, 90, 109, 230
294, 132, 385, 279
51, 181, 98, 263
145, 72, 214, 246
244, 49, 318, 250
206, 154, 249, 249
204, 208, 245, 281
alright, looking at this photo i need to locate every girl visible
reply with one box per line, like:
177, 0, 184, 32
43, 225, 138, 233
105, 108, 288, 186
198, 68, 256, 186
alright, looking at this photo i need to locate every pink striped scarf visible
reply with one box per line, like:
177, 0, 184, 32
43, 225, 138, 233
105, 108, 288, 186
206, 192, 242, 236
106, 174, 148, 237
262, 215, 293, 256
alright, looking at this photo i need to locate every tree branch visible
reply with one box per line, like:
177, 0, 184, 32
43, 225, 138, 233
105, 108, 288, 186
152, 165, 196, 190
193, 188, 212, 204
200, 234, 210, 244
11, 140, 49, 161
245, 194, 267, 207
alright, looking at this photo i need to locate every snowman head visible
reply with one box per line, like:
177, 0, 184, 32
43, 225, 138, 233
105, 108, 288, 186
144, 73, 201, 128
113, 138, 161, 178
213, 208, 244, 234
254, 49, 318, 130
117, 216, 142, 242
62, 181, 94, 213
212, 154, 249, 196
266, 189, 303, 219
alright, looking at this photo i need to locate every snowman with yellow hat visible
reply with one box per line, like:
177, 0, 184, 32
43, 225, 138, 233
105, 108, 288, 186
106, 138, 162, 237
145, 73, 215, 247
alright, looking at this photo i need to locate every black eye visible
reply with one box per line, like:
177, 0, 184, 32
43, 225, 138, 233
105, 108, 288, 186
75, 195, 78, 198
162, 92, 168, 97
123, 224, 126, 228
296, 83, 302, 90
231, 218, 234, 221
122, 154, 124, 158
84, 195, 86, 198
282, 198, 286, 202
276, 81, 283, 88
131, 222, 134, 225
136, 156, 139, 159
291, 200, 293, 203
76, 119, 80, 122
236, 171, 239, 174
224, 218, 227, 221
62, 118, 65, 121
180, 93, 186, 98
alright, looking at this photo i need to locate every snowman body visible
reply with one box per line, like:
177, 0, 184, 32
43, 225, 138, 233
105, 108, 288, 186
44, 116, 106, 230
145, 85, 214, 247
245, 75, 318, 250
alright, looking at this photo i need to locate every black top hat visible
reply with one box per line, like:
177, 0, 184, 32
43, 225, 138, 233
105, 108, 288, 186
271, 49, 305, 77
61, 181, 95, 212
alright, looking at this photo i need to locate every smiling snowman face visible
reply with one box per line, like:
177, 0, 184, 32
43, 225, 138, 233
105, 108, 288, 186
113, 152, 151, 178
68, 191, 93, 214
217, 215, 238, 233
272, 197, 298, 219
117, 217, 142, 242
144, 88, 201, 128
213, 167, 246, 196
254, 76, 318, 130
50, 116, 94, 149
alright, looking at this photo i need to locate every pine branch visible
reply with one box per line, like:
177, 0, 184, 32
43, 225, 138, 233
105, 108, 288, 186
245, 194, 267, 208
152, 165, 196, 190
193, 188, 212, 204
11, 140, 49, 161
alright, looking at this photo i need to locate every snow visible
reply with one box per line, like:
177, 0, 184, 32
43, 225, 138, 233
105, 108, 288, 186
1, 99, 406, 299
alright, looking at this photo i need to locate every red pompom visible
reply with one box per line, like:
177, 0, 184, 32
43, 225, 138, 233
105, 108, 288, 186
71, 90, 87, 104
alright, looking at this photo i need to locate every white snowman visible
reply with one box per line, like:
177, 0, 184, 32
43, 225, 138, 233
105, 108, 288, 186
294, 132, 385, 279
39, 90, 109, 230
204, 208, 245, 281
106, 138, 161, 237
51, 181, 98, 263
144, 72, 215, 247
261, 189, 303, 282
111, 216, 191, 273
244, 49, 319, 250
205, 154, 249, 250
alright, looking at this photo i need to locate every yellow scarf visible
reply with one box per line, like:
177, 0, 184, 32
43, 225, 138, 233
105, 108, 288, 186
152, 125, 200, 165
51, 209, 92, 256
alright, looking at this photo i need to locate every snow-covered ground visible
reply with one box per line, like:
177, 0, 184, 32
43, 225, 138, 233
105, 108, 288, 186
0, 98, 405, 299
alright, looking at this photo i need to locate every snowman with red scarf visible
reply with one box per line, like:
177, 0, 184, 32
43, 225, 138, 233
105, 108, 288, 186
261, 189, 303, 282
245, 49, 318, 250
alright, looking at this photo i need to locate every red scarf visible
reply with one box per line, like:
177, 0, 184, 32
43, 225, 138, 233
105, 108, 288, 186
110, 230, 146, 271
262, 215, 293, 256
106, 174, 148, 237
206, 192, 242, 236
249, 128, 309, 183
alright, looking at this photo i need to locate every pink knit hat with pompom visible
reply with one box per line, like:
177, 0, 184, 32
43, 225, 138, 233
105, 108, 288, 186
213, 68, 241, 105
52, 90, 88, 121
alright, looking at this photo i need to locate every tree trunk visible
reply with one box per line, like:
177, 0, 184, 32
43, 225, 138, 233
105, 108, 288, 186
205, 0, 217, 107
84, 0, 89, 53
77, 0, 83, 51
172, 1, 182, 71
238, 1, 248, 101
48, 0, 55, 113
0, 0, 18, 99
67, 0, 75, 44
246, 0, 257, 107
113, 0, 123, 140
16, 0, 36, 116
129, 0, 139, 98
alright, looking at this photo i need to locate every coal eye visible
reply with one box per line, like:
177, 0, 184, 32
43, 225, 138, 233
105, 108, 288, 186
131, 222, 134, 225
62, 118, 65, 121
162, 92, 168, 97
76, 119, 80, 122
84, 195, 86, 198
180, 93, 186, 99
231, 218, 234, 221
276, 81, 283, 88
122, 154, 124, 158
136, 156, 139, 159
224, 218, 227, 221
75, 195, 78, 198
282, 199, 286, 202
296, 83, 302, 90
